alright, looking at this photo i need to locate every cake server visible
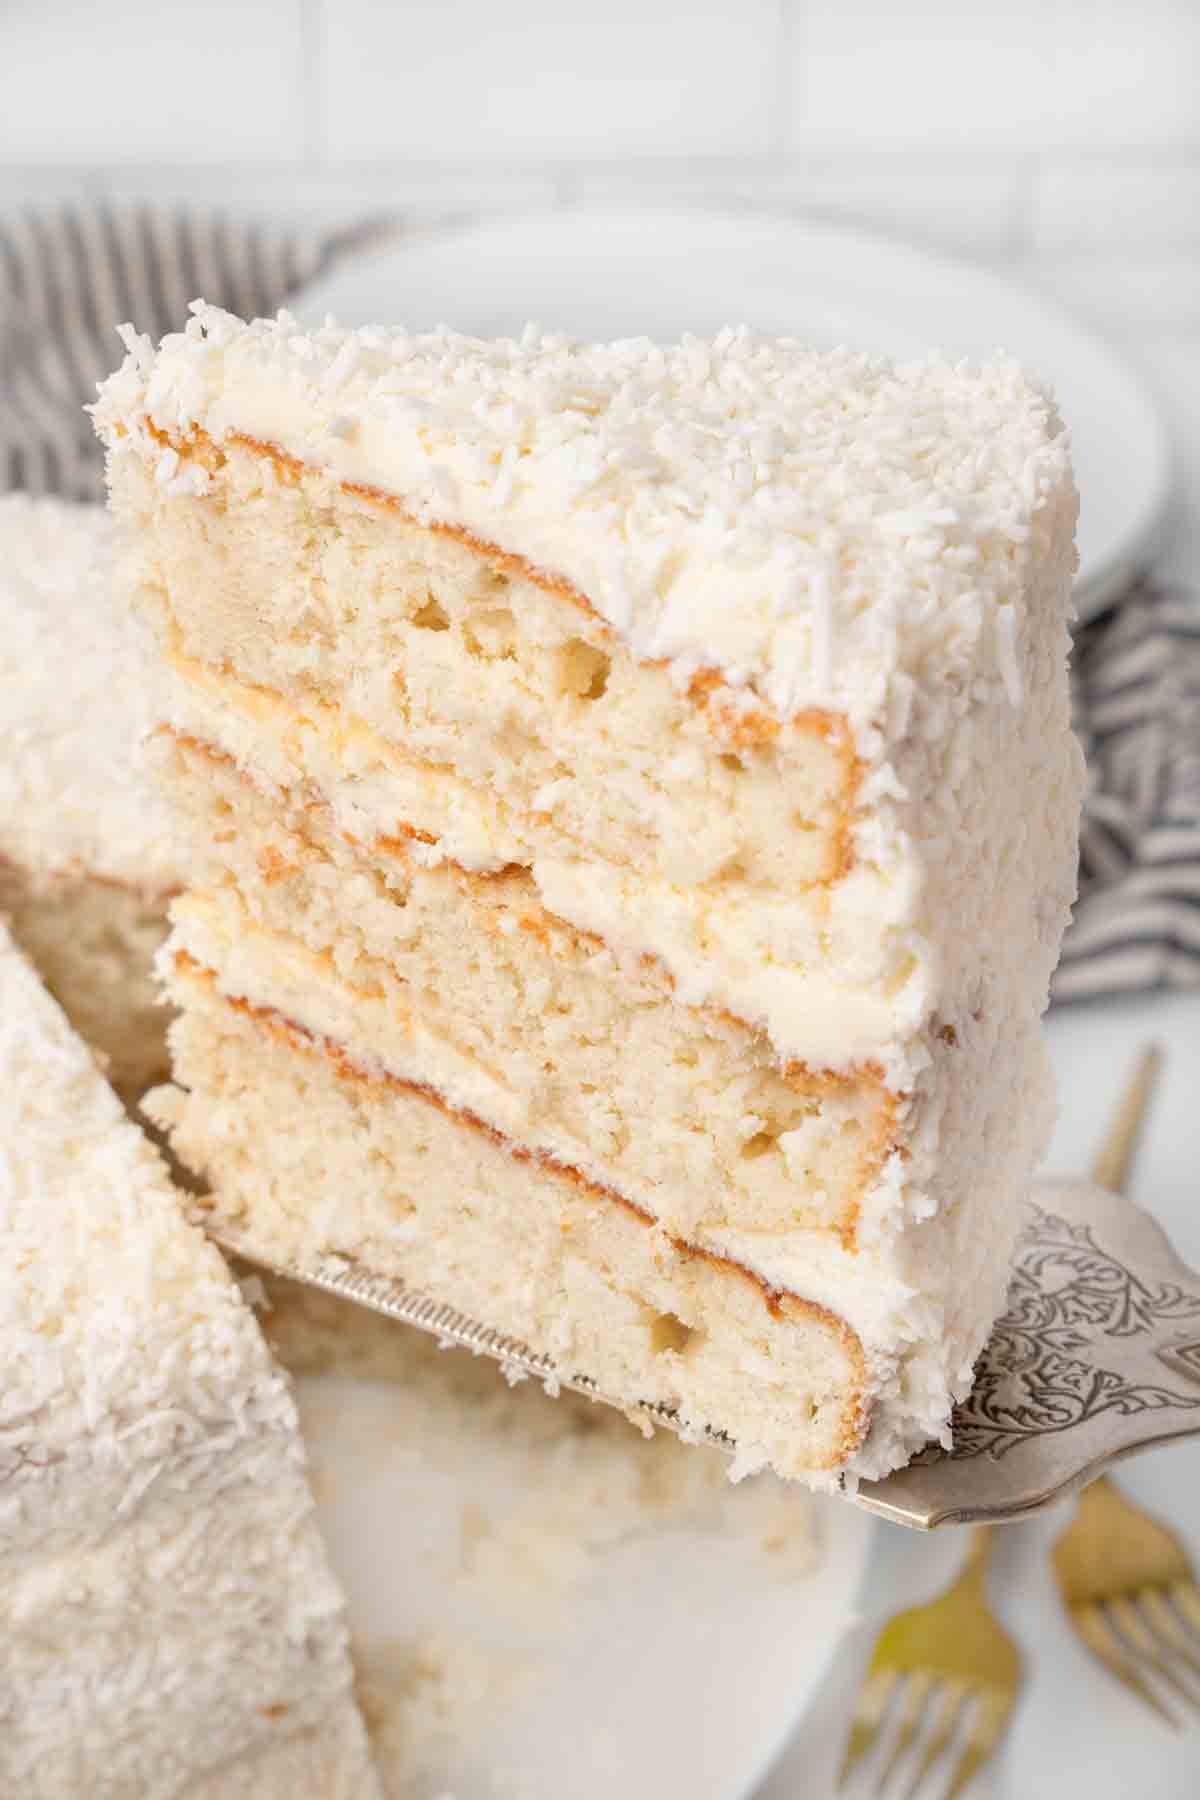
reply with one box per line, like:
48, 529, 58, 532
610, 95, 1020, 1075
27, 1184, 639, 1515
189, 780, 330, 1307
213, 1060, 1200, 1531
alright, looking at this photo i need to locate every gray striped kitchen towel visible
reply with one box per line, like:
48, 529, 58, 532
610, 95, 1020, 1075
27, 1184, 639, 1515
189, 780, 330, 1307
1055, 577, 1200, 1000
0, 203, 379, 500
2, 203, 1196, 1000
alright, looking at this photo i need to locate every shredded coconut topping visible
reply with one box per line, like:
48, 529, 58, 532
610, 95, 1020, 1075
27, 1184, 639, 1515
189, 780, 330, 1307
94, 302, 1073, 738
0, 924, 374, 1795
0, 494, 181, 892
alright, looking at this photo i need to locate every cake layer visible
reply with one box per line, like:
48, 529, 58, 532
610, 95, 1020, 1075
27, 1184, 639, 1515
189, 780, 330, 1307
158, 924, 1046, 1453
183, 1701, 373, 1800
159, 727, 895, 1244
155, 639, 920, 1068
157, 949, 1050, 1482
154, 960, 871, 1483
94, 307, 1074, 736
125, 428, 856, 889
0, 860, 171, 1102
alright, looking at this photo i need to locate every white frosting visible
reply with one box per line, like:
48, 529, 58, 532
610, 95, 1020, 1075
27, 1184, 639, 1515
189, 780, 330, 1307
0, 493, 181, 894
94, 302, 1071, 741
0, 923, 376, 1795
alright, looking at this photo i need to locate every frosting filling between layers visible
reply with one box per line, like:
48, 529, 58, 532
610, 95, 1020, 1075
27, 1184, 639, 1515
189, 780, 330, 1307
156, 728, 901, 1246
159, 641, 930, 1075
163, 901, 918, 1337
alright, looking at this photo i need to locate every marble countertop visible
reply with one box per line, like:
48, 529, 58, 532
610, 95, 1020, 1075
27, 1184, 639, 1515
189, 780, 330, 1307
761, 267, 1200, 1800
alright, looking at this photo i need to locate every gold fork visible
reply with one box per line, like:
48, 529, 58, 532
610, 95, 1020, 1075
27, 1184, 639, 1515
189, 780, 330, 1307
1052, 1046, 1200, 1727
836, 1525, 1020, 1798
838, 1045, 1165, 1797
1052, 1476, 1200, 1726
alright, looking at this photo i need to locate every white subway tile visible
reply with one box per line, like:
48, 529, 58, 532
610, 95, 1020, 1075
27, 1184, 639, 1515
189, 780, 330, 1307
1033, 155, 1200, 253
0, 0, 306, 161
319, 0, 778, 160
785, 1, 1200, 152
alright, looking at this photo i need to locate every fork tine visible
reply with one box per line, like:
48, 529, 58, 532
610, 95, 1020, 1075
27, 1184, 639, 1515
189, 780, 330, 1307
1173, 1580, 1200, 1636
837, 1668, 900, 1791
1072, 1601, 1179, 1727
901, 1679, 970, 1800
1142, 1590, 1200, 1680
942, 1687, 1016, 1800
1109, 1597, 1200, 1713
875, 1669, 935, 1795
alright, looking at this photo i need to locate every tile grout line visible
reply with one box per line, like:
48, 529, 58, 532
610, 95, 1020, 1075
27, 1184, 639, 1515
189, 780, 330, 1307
768, 0, 797, 159
298, 0, 325, 169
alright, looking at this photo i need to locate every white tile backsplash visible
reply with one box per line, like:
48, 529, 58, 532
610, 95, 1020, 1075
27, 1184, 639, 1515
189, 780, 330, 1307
2, 2, 1199, 261
319, 0, 779, 160
0, 0, 307, 162
788, 0, 1200, 152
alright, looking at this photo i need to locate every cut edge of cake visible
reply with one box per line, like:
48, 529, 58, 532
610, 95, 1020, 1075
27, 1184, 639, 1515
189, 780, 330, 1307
0, 493, 183, 1100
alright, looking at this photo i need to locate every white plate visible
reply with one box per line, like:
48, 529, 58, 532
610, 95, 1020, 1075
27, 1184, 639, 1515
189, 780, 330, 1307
296, 1368, 872, 1800
297, 209, 1169, 618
